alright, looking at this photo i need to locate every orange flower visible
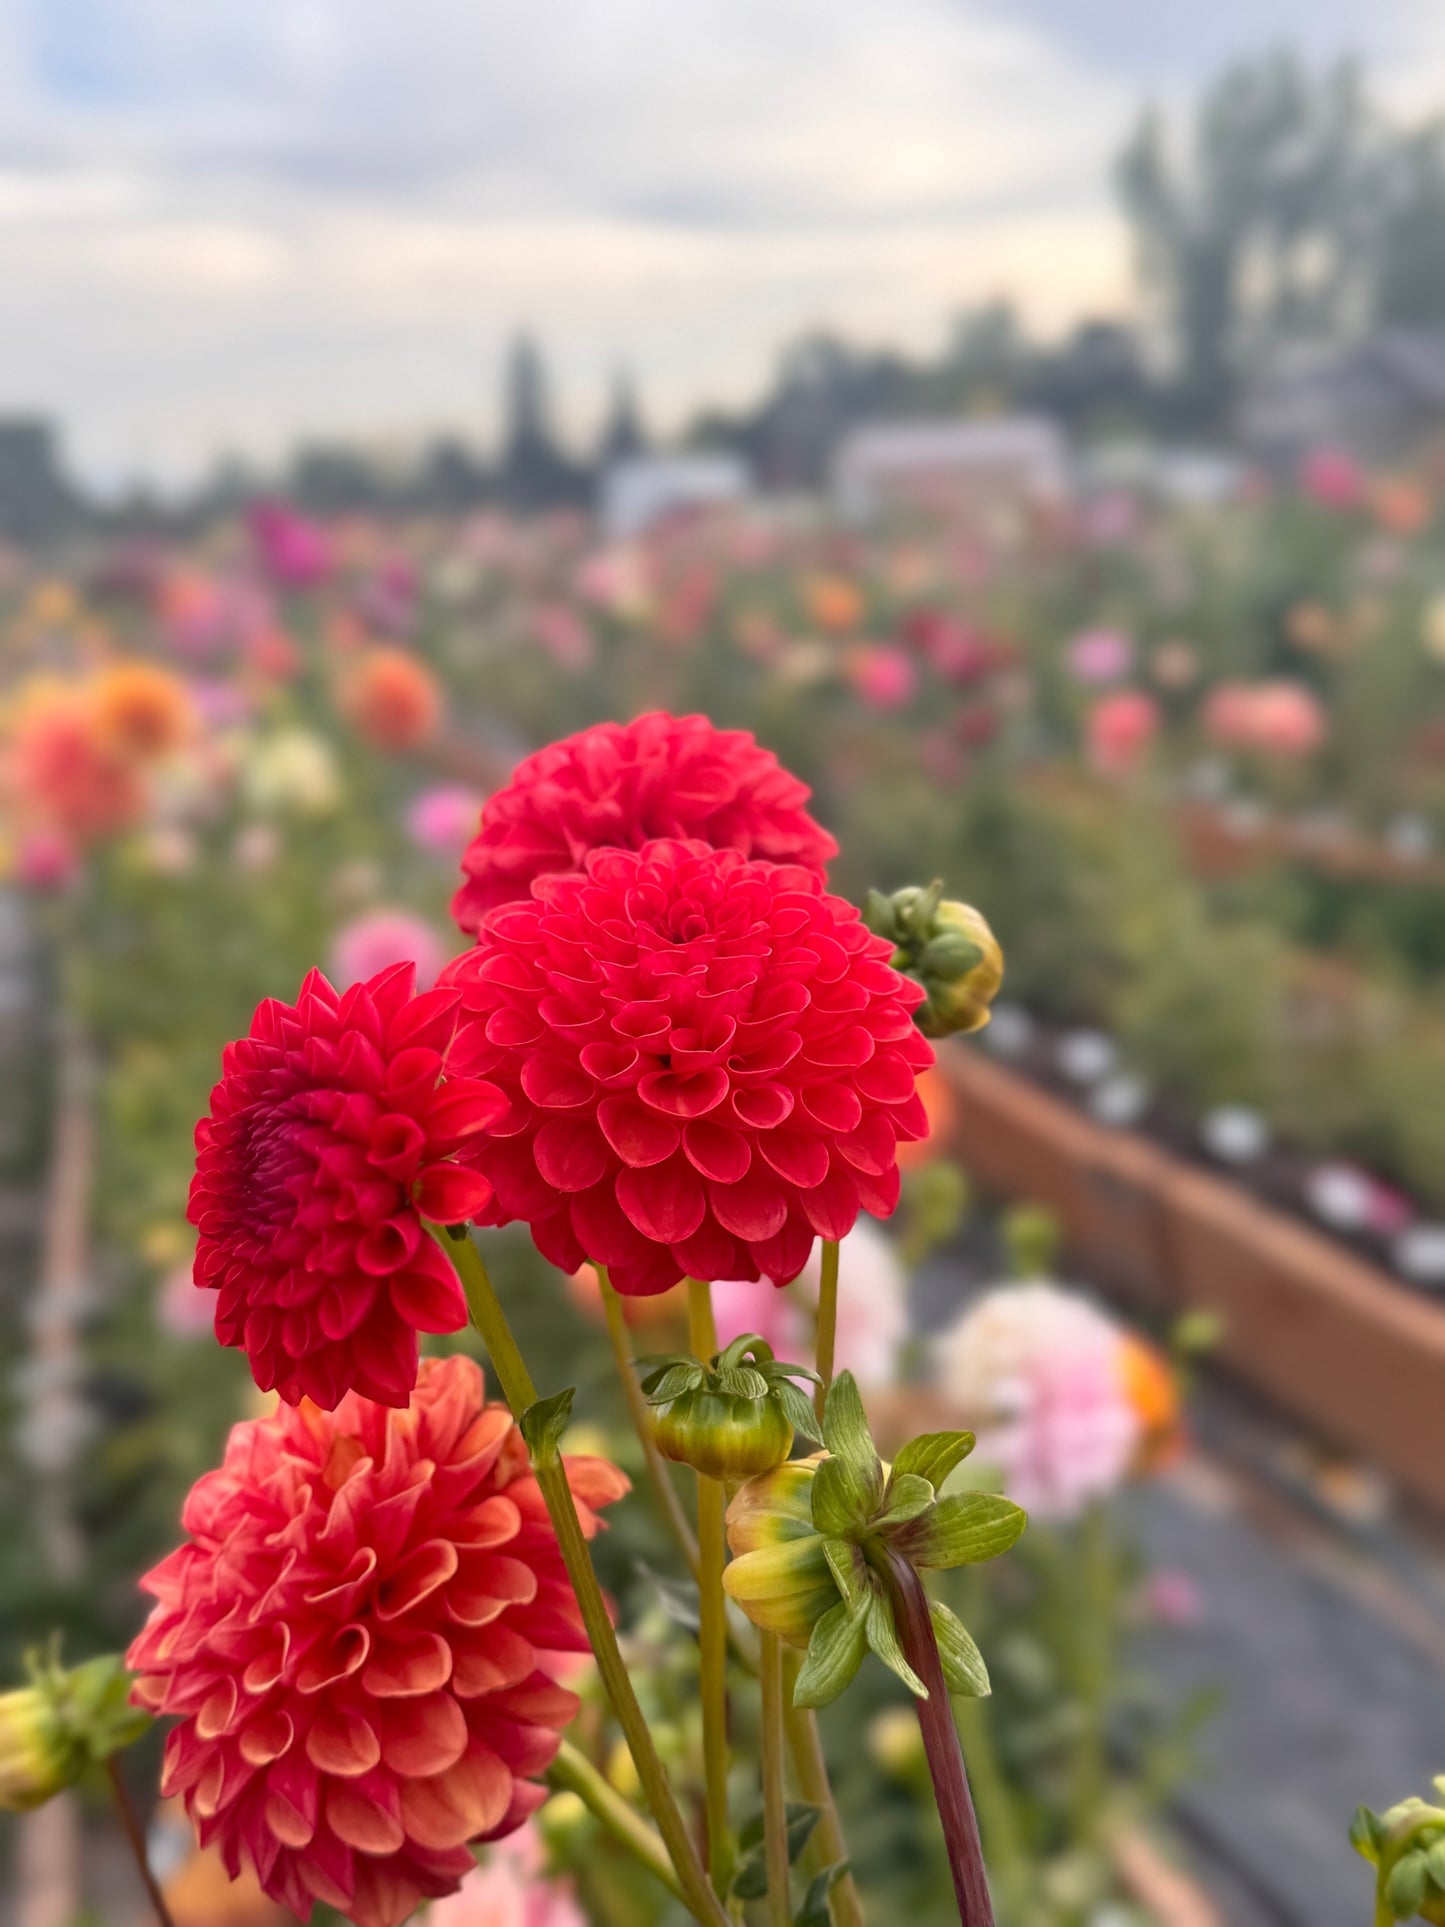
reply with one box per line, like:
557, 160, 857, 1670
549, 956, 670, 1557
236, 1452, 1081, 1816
803, 575, 863, 633
342, 649, 441, 751
893, 1064, 958, 1172
91, 662, 194, 764
1371, 478, 1432, 536
6, 684, 141, 842
1119, 1333, 1185, 1472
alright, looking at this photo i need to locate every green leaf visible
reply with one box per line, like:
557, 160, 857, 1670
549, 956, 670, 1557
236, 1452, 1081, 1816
862, 888, 898, 939
1388, 1850, 1429, 1916
718, 1333, 774, 1370
737, 1801, 820, 1860
865, 1587, 928, 1699
793, 1595, 870, 1710
796, 1862, 850, 1927
819, 1373, 883, 1510
1349, 1805, 1383, 1862
641, 1363, 704, 1404
930, 1601, 991, 1697
822, 1536, 868, 1604
1425, 1836, 1445, 1888
873, 1473, 936, 1530
812, 1456, 876, 1538
774, 1380, 824, 1444
891, 1430, 977, 1490
715, 1364, 770, 1399
520, 1388, 576, 1468
893, 1491, 1027, 1569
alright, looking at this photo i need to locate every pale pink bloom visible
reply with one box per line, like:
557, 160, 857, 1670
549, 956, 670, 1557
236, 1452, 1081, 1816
1086, 690, 1159, 774
713, 1218, 908, 1389
14, 827, 78, 890
426, 1826, 584, 1927
157, 1261, 216, 1338
231, 822, 280, 874
1203, 680, 1327, 758
330, 908, 448, 992
408, 784, 485, 853
1138, 1568, 1202, 1628
851, 645, 917, 711
532, 603, 594, 670
935, 1282, 1141, 1519
1066, 629, 1134, 684
1079, 494, 1141, 546
1299, 447, 1363, 510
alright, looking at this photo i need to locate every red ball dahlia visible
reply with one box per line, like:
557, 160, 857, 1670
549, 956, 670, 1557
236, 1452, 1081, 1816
451, 711, 837, 933
190, 963, 506, 1409
444, 840, 934, 1296
128, 1355, 626, 1927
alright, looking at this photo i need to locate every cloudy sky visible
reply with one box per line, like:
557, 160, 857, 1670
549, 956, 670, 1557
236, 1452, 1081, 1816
0, 0, 1440, 489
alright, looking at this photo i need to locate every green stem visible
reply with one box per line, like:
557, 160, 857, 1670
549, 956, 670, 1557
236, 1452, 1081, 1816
813, 1238, 840, 1424
441, 1228, 728, 1927
598, 1266, 701, 1580
546, 1738, 686, 1904
759, 1632, 792, 1927
688, 1278, 733, 1899
782, 1651, 867, 1927
107, 1758, 176, 1927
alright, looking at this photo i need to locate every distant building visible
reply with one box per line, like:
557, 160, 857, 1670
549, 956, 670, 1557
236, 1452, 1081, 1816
831, 415, 1069, 521
597, 371, 648, 470
599, 453, 751, 538
1240, 329, 1445, 467
0, 418, 73, 543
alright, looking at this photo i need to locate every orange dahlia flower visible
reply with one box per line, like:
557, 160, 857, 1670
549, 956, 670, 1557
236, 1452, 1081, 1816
342, 649, 441, 752
91, 660, 195, 764
128, 1355, 626, 1927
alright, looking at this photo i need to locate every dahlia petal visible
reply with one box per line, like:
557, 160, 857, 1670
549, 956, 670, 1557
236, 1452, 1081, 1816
853, 1051, 919, 1103
605, 1243, 686, 1296
327, 1773, 406, 1855
306, 1705, 383, 1777
709, 1167, 789, 1242
799, 1160, 861, 1240
729, 1083, 794, 1130
853, 1164, 903, 1219
596, 1096, 680, 1168
530, 1208, 589, 1275
375, 1539, 460, 1622
397, 1742, 513, 1848
373, 1692, 469, 1777
616, 1157, 707, 1245
752, 1214, 816, 1285
297, 1623, 371, 1694
568, 1181, 657, 1267
424, 1079, 509, 1148
671, 1217, 746, 1282
266, 1785, 319, 1849
446, 1551, 540, 1627
682, 1118, 752, 1184
834, 1111, 898, 1176
196, 1676, 238, 1739
533, 1115, 611, 1192
799, 1082, 863, 1133
519, 1057, 596, 1110
411, 1163, 493, 1225
636, 1066, 730, 1117
759, 1129, 830, 1190
484, 1005, 547, 1047
238, 1709, 295, 1767
449, 1624, 536, 1698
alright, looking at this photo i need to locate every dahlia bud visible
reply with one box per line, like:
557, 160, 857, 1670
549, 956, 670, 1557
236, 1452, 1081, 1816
0, 1651, 150, 1812
1350, 1779, 1445, 1923
640, 1335, 819, 1482
864, 882, 1003, 1038
723, 1374, 1026, 1709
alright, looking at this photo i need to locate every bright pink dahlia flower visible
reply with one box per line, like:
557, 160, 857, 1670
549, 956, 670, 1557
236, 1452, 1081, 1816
443, 839, 934, 1296
451, 711, 837, 933
189, 963, 506, 1409
128, 1356, 625, 1927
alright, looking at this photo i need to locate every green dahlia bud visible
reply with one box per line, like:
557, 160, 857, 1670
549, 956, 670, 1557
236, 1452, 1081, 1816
723, 1373, 1027, 1708
639, 1335, 820, 1483
0, 1650, 150, 1812
863, 882, 1003, 1038
1351, 1781, 1445, 1923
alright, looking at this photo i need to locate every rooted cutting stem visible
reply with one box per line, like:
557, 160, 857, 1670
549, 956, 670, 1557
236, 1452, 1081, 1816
687, 1277, 733, 1899
442, 1228, 729, 1927
813, 1237, 841, 1424
598, 1266, 700, 1579
759, 1631, 793, 1927
879, 1549, 995, 1926
107, 1758, 176, 1927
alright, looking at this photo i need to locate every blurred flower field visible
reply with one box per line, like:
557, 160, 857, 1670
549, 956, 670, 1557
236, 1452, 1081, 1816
2, 454, 1444, 1924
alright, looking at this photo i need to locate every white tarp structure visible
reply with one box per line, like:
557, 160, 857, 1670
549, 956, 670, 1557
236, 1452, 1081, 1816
831, 415, 1069, 520
599, 453, 752, 537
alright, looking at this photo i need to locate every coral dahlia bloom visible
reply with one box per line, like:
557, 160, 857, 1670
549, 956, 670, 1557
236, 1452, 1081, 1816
452, 711, 837, 932
190, 963, 505, 1408
342, 649, 441, 752
128, 1357, 626, 1927
90, 660, 195, 764
444, 839, 933, 1296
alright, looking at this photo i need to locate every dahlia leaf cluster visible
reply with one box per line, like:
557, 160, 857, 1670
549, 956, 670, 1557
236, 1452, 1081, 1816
1351, 1778, 1445, 1922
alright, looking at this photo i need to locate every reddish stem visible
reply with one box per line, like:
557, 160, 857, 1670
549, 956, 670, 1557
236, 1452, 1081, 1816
880, 1549, 996, 1926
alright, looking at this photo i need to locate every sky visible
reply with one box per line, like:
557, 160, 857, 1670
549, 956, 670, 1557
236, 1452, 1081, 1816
0, 0, 1441, 490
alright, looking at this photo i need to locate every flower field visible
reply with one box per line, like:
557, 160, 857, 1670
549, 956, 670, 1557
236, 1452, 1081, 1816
1, 459, 1443, 1926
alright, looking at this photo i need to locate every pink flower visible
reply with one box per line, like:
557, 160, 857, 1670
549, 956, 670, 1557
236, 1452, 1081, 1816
14, 826, 79, 890
1204, 681, 1327, 758
1066, 630, 1134, 685
332, 911, 449, 993
426, 1825, 585, 1927
850, 646, 916, 712
532, 604, 594, 670
250, 501, 333, 588
935, 1283, 1142, 1519
1085, 690, 1159, 774
1299, 448, 1363, 510
712, 1216, 908, 1388
1138, 1569, 1202, 1628
408, 786, 487, 855
157, 1261, 217, 1338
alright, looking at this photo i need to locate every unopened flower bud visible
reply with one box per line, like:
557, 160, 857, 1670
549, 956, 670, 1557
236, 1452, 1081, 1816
0, 1652, 150, 1812
721, 1457, 841, 1646
640, 1335, 819, 1483
863, 883, 1003, 1038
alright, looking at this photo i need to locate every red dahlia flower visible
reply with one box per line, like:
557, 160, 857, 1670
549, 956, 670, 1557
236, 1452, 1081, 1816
190, 963, 505, 1409
452, 711, 837, 932
444, 840, 934, 1296
129, 1356, 625, 1927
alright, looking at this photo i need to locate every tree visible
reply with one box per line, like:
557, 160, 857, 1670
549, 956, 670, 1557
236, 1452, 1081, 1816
1372, 123, 1445, 329
1117, 54, 1375, 431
